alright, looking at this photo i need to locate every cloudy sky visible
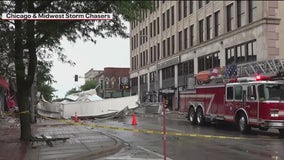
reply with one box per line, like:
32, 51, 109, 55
51, 35, 130, 98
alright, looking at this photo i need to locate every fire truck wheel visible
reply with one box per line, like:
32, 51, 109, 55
237, 112, 251, 134
188, 107, 196, 125
196, 108, 205, 126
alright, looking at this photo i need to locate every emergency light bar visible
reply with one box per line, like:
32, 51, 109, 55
228, 75, 272, 83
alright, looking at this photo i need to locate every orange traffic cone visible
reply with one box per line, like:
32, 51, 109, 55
74, 112, 78, 123
132, 113, 137, 125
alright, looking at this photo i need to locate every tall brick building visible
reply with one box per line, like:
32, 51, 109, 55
129, 1, 284, 110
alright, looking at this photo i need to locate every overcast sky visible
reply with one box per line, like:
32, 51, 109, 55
51, 35, 130, 98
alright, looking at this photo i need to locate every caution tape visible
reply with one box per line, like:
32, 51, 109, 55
3, 110, 248, 140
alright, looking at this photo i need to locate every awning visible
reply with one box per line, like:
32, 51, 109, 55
0, 77, 9, 90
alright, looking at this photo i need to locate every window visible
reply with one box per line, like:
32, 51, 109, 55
131, 77, 138, 87
171, 35, 175, 55
167, 37, 171, 56
198, 1, 203, 9
247, 40, 256, 62
139, 30, 142, 45
235, 86, 243, 100
171, 6, 175, 25
178, 0, 182, 21
248, 1, 257, 23
227, 3, 233, 32
183, 1, 187, 18
145, 27, 148, 42
213, 52, 220, 68
227, 87, 233, 100
156, 1, 159, 8
157, 43, 160, 60
167, 9, 170, 28
198, 51, 220, 71
199, 19, 204, 43
153, 20, 156, 37
178, 59, 194, 76
225, 39, 257, 65
150, 47, 153, 63
178, 31, 182, 51
162, 12, 165, 31
157, 17, 160, 34
142, 51, 145, 66
162, 66, 174, 80
237, 0, 245, 27
162, 40, 166, 58
145, 49, 148, 65
206, 15, 212, 40
236, 44, 245, 64
198, 56, 205, 72
189, 0, 193, 14
225, 47, 235, 65
214, 9, 220, 36
206, 0, 210, 4
189, 25, 194, 47
184, 28, 188, 49
150, 72, 156, 83
142, 28, 145, 43
150, 23, 152, 38
154, 45, 157, 61
131, 37, 133, 50
247, 85, 256, 100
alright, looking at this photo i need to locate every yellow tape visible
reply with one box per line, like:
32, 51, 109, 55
6, 111, 248, 140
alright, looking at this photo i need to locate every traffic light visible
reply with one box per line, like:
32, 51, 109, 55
74, 74, 78, 82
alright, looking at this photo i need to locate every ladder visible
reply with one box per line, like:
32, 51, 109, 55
236, 59, 284, 77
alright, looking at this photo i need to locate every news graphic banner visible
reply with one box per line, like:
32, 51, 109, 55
1, 13, 113, 20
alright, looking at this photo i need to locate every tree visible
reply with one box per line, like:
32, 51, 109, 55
80, 80, 98, 91
1, 0, 152, 141
36, 61, 56, 102
65, 87, 80, 97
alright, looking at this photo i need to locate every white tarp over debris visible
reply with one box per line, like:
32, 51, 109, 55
36, 89, 139, 119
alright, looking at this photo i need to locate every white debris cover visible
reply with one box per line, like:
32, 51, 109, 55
61, 95, 139, 119
37, 88, 139, 119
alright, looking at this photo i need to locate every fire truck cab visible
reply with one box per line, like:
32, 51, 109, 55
180, 59, 284, 135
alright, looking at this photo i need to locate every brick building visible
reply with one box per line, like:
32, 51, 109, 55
85, 67, 130, 98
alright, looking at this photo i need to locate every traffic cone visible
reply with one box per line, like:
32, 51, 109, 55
132, 113, 137, 125
74, 112, 78, 123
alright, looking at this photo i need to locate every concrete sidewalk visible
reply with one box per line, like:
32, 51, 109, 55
0, 111, 186, 160
0, 116, 123, 160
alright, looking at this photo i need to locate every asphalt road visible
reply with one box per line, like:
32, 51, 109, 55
95, 115, 284, 160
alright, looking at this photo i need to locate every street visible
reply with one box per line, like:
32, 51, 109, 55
94, 114, 284, 160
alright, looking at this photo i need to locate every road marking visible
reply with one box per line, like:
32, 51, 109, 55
13, 112, 252, 140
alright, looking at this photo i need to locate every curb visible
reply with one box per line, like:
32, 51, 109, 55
63, 132, 123, 160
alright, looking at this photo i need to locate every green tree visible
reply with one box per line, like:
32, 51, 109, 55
36, 61, 56, 101
80, 80, 98, 91
65, 87, 80, 96
1, 0, 152, 141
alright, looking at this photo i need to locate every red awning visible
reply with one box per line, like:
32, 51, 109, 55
0, 77, 9, 90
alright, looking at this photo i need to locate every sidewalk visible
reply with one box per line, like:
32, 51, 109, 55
0, 110, 186, 160
0, 116, 123, 160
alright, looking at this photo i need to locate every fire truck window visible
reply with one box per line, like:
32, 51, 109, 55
247, 85, 256, 100
235, 86, 242, 100
258, 85, 265, 100
227, 87, 233, 100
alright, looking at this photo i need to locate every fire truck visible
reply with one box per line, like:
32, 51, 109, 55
179, 59, 284, 135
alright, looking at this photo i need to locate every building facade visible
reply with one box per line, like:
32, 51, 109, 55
130, 1, 284, 111
85, 67, 130, 98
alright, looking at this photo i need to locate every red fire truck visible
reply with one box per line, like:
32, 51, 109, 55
179, 59, 284, 135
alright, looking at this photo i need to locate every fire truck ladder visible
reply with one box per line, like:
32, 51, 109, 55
236, 59, 284, 78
